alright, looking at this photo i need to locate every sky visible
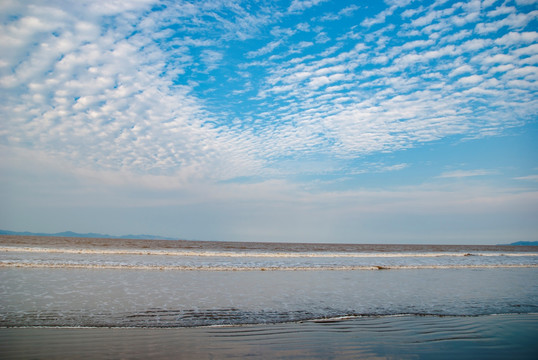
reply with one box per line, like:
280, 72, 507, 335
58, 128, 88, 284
0, 0, 537, 244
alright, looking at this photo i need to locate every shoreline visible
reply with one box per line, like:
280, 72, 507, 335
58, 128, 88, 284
2, 314, 537, 359
2, 234, 537, 253
3, 311, 538, 329
2, 261, 537, 271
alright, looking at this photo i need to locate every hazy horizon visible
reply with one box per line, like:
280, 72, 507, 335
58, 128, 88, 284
1, 0, 537, 244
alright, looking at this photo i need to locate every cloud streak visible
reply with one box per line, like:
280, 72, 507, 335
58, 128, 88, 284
438, 170, 498, 179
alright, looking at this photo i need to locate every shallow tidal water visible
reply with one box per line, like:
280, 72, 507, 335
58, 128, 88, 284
1, 235, 537, 358
1, 267, 537, 327
1, 314, 537, 359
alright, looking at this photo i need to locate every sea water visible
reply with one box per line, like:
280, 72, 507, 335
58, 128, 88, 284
1, 236, 537, 328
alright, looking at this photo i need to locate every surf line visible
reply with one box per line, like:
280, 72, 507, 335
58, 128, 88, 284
1, 262, 537, 271
1, 247, 537, 258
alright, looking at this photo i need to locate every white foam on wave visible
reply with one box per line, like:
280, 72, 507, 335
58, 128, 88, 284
1, 246, 536, 258
1, 261, 537, 271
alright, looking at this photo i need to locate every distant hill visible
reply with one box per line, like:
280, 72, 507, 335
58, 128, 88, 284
0, 229, 177, 241
504, 241, 538, 246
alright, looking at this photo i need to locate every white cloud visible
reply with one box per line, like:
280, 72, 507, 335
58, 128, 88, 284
394, 45, 459, 68
2, 0, 538, 187
86, 0, 155, 15
460, 38, 492, 51
487, 5, 516, 18
514, 174, 538, 181
339, 4, 360, 17
290, 41, 314, 52
411, 11, 437, 27
362, 9, 393, 27
288, 0, 328, 13
244, 1, 536, 160
480, 54, 516, 64
201, 49, 224, 71
320, 4, 360, 21
0, 1, 266, 183
477, 10, 538, 34
307, 73, 347, 89
488, 64, 516, 74
247, 40, 283, 58
401, 39, 435, 50
495, 31, 538, 45
449, 64, 474, 77
315, 31, 330, 44
515, 0, 538, 5
513, 43, 538, 56
437, 169, 497, 178
439, 29, 472, 43
457, 74, 484, 84
382, 163, 409, 172
361, 0, 414, 27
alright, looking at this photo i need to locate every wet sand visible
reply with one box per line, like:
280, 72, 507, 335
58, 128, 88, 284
2, 234, 536, 253
2, 314, 537, 359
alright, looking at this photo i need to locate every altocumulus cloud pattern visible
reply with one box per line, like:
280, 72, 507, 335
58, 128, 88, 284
1, 0, 536, 181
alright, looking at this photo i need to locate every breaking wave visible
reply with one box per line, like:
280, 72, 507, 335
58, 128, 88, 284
1, 261, 537, 271
1, 246, 536, 258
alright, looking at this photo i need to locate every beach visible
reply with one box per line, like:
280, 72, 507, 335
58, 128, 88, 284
1, 235, 537, 358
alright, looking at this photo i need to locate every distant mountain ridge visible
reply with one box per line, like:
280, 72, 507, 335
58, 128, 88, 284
502, 241, 538, 246
1, 229, 536, 246
0, 229, 177, 241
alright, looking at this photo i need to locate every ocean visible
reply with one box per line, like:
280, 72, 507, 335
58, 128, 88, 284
1, 235, 537, 359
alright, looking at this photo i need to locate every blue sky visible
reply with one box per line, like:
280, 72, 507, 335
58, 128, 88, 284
1, 0, 537, 244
